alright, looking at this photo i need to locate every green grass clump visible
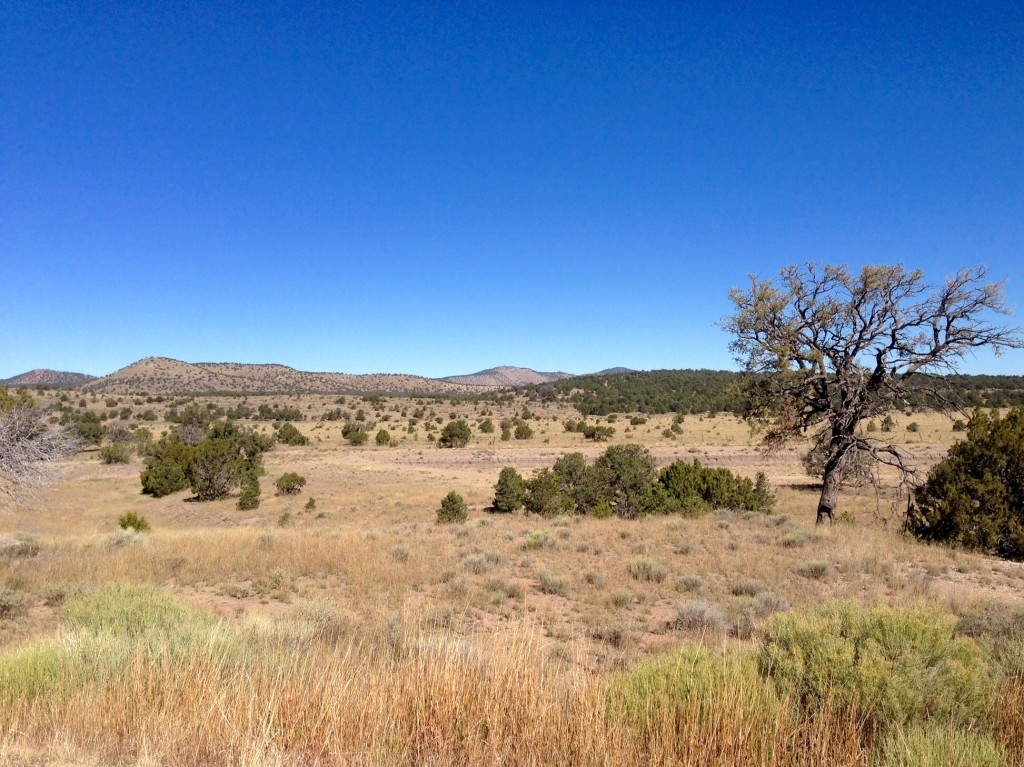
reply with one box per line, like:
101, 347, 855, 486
875, 724, 1009, 767
117, 511, 150, 532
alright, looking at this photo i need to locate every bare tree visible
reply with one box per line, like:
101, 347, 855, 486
722, 263, 1022, 524
0, 406, 80, 507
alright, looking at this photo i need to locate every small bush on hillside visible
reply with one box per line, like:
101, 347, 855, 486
342, 422, 368, 445
513, 423, 534, 440
439, 420, 472, 448
478, 418, 495, 434
375, 428, 391, 446
100, 442, 133, 464
275, 472, 306, 495
276, 422, 308, 446
436, 491, 468, 524
118, 512, 150, 532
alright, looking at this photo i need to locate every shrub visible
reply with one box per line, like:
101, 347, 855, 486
140, 435, 195, 497
582, 424, 614, 441
500, 427, 511, 441
276, 422, 308, 446
523, 529, 555, 550
523, 469, 574, 517
118, 512, 150, 532
99, 442, 132, 464
493, 466, 527, 513
758, 602, 991, 733
303, 497, 316, 513
672, 600, 726, 633
627, 556, 668, 583
436, 491, 468, 523
0, 587, 27, 620
478, 418, 495, 434
513, 423, 534, 440
275, 472, 306, 495
188, 437, 248, 500
375, 429, 391, 446
592, 444, 658, 519
438, 420, 472, 448
342, 423, 368, 445
907, 407, 1024, 560
659, 459, 774, 514
237, 478, 260, 510
536, 570, 568, 596
796, 559, 831, 579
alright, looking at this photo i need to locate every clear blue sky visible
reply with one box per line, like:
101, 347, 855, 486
3, 1, 1022, 378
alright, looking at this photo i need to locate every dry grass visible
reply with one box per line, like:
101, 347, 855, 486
1, 399, 1021, 764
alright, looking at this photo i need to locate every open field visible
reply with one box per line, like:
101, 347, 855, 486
2, 399, 1023, 765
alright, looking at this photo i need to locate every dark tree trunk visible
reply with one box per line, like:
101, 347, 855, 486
816, 465, 841, 525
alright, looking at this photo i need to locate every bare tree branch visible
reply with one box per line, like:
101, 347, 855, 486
721, 262, 1023, 524
0, 406, 80, 507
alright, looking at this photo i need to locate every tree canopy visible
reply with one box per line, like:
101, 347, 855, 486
722, 263, 1022, 523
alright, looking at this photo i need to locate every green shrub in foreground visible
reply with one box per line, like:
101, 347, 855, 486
758, 602, 990, 733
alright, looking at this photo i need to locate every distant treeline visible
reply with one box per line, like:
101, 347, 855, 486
518, 370, 1024, 416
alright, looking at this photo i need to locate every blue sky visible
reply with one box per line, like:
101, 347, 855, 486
2, 1, 1022, 378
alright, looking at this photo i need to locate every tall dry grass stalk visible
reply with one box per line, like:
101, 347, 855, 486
0, 596, 877, 767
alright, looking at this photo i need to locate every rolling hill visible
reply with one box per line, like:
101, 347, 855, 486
0, 369, 97, 388
440, 366, 574, 387
87, 358, 492, 396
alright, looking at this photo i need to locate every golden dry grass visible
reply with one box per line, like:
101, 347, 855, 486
1, 398, 1021, 765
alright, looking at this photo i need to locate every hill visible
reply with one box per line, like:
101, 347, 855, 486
441, 366, 574, 387
0, 369, 97, 388
87, 357, 492, 396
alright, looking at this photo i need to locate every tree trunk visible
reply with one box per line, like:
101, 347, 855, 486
816, 465, 841, 525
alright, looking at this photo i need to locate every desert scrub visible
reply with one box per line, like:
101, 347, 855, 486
536, 570, 569, 597
672, 600, 726, 633
626, 556, 667, 583
0, 587, 27, 620
462, 551, 500, 574
117, 511, 150, 532
522, 529, 554, 550
796, 559, 831, 580
758, 602, 992, 733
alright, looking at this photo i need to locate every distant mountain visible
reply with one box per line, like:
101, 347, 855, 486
0, 369, 97, 388
87, 357, 492, 396
593, 367, 635, 376
441, 366, 575, 387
